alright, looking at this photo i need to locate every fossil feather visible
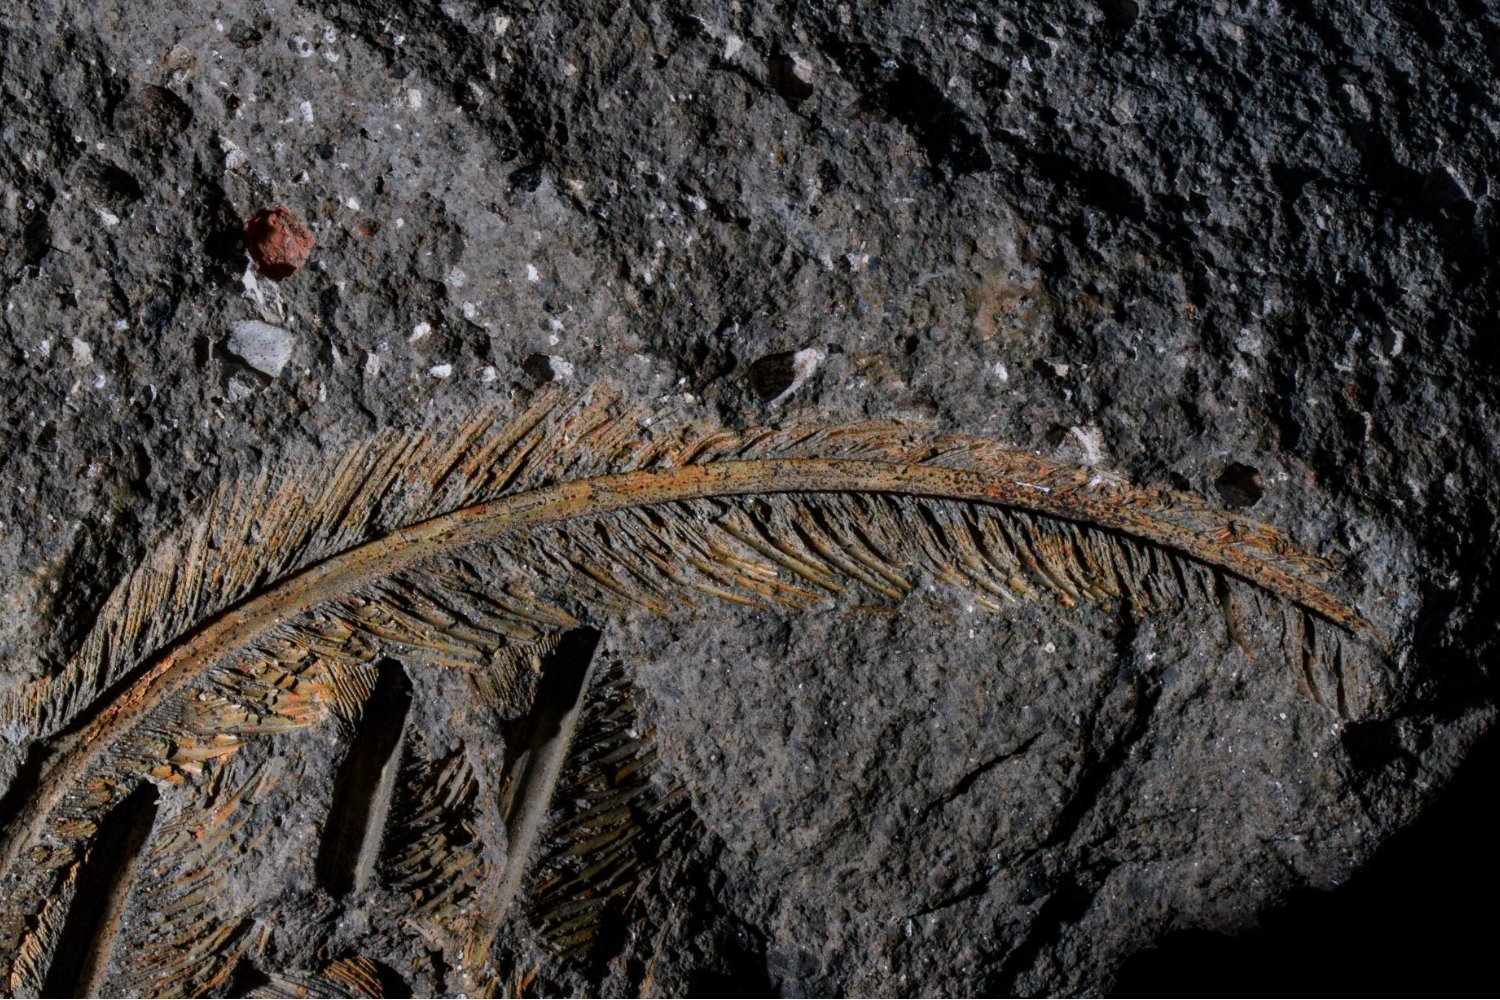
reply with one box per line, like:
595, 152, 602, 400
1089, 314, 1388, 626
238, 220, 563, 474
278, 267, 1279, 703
0, 384, 1389, 995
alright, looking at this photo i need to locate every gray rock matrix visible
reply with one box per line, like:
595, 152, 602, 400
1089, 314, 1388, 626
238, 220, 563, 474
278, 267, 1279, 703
1, 1, 1495, 995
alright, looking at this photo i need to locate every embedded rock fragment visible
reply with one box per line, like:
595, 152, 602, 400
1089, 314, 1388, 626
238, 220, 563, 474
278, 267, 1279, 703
228, 320, 296, 378
244, 205, 315, 280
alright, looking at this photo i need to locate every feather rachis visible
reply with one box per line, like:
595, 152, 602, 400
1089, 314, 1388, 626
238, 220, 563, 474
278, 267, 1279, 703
0, 386, 1390, 992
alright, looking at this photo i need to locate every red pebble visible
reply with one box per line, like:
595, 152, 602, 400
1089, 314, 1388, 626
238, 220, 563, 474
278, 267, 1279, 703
243, 205, 315, 280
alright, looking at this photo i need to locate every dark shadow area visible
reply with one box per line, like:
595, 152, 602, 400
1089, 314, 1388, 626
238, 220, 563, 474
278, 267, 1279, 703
41, 782, 159, 998
1115, 725, 1500, 995
316, 658, 413, 897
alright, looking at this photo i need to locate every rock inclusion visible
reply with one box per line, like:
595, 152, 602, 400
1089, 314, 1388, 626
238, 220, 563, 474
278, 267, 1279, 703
0, 0, 1497, 996
244, 206, 316, 281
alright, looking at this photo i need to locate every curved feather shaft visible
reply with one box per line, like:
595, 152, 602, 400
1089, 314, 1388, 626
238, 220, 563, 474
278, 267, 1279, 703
0, 456, 1377, 889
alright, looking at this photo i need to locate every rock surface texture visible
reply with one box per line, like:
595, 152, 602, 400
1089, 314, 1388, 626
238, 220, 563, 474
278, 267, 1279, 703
1, 1, 1497, 996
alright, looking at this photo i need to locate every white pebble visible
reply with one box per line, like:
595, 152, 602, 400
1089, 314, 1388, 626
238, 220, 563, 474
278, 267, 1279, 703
228, 320, 296, 377
768, 347, 825, 406
69, 338, 93, 367
221, 138, 249, 170
409, 321, 432, 343
1066, 425, 1106, 466
428, 363, 453, 379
